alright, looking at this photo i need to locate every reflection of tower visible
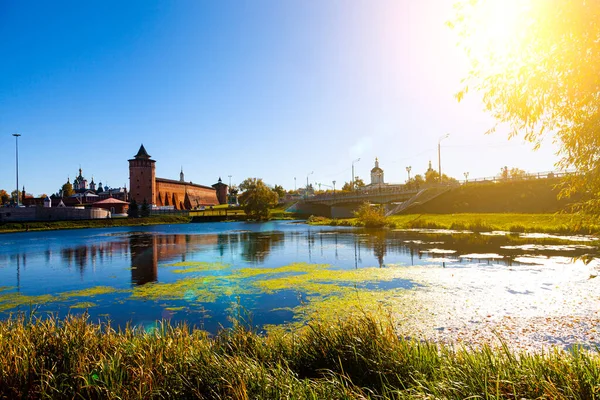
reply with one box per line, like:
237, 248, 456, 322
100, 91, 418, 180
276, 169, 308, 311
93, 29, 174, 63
129, 234, 158, 285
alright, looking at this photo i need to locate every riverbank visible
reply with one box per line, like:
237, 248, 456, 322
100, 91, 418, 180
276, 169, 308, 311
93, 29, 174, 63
0, 207, 300, 234
0, 313, 597, 399
0, 215, 193, 234
309, 212, 600, 235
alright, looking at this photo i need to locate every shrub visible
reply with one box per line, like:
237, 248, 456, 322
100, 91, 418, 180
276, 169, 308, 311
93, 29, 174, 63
354, 203, 389, 228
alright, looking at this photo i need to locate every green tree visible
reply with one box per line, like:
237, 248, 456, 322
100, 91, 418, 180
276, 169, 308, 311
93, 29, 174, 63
412, 174, 425, 187
10, 190, 22, 204
140, 199, 150, 217
272, 184, 286, 199
239, 178, 279, 220
128, 199, 139, 218
341, 176, 366, 191
510, 167, 527, 179
0, 190, 9, 205
452, 0, 600, 213
354, 202, 389, 228
425, 169, 440, 184
61, 181, 74, 197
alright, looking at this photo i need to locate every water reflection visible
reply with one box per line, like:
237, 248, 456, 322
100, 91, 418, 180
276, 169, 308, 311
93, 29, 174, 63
129, 234, 158, 285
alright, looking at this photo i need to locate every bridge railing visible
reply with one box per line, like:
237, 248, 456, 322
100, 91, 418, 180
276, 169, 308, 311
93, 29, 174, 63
302, 170, 574, 203
303, 183, 437, 203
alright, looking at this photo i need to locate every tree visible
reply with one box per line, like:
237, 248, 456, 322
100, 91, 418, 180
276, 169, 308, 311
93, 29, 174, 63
239, 178, 279, 220
10, 190, 22, 204
510, 167, 527, 180
272, 184, 286, 199
452, 0, 600, 213
425, 169, 440, 184
61, 181, 74, 197
128, 199, 139, 218
0, 190, 9, 205
341, 176, 366, 191
140, 199, 150, 217
354, 202, 388, 228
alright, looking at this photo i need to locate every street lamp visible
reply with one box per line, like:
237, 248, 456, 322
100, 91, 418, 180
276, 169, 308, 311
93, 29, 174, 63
438, 133, 449, 184
228, 175, 232, 187
352, 158, 360, 192
12, 134, 21, 206
306, 171, 313, 199
464, 172, 469, 183
294, 177, 296, 192
332, 180, 336, 196
406, 166, 412, 182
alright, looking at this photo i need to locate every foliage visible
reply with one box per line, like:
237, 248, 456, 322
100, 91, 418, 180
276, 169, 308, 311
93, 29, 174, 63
140, 199, 150, 217
128, 199, 139, 218
1, 313, 600, 399
0, 190, 9, 205
451, 0, 600, 214
239, 177, 279, 220
272, 184, 286, 199
354, 202, 389, 228
341, 176, 366, 191
61, 181, 74, 197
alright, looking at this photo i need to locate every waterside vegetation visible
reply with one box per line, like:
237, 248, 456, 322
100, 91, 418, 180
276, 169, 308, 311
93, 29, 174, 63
309, 212, 600, 235
0, 313, 598, 399
0, 215, 193, 234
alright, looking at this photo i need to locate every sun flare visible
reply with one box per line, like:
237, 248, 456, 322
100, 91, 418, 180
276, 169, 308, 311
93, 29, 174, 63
460, 0, 534, 72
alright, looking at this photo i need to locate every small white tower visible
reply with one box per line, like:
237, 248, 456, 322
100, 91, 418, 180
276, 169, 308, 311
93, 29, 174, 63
370, 158, 384, 185
44, 196, 52, 208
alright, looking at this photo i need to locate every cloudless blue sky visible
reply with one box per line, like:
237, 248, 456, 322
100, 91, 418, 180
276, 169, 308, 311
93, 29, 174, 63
0, 0, 559, 196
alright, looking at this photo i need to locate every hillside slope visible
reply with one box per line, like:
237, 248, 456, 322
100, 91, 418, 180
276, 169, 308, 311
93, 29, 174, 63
405, 178, 580, 214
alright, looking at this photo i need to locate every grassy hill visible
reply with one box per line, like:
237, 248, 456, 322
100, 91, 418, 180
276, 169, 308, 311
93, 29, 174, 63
406, 178, 580, 214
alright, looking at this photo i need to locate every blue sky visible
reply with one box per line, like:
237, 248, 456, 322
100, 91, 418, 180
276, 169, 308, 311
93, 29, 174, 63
0, 0, 559, 196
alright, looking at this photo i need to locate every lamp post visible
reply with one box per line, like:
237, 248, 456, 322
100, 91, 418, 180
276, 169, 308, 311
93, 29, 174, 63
438, 133, 449, 184
464, 172, 469, 183
294, 177, 296, 192
12, 134, 21, 206
406, 166, 412, 182
228, 175, 232, 187
306, 171, 313, 199
332, 180, 336, 196
351, 158, 360, 192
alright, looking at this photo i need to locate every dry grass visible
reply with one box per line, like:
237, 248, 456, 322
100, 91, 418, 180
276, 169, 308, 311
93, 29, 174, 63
1, 313, 599, 399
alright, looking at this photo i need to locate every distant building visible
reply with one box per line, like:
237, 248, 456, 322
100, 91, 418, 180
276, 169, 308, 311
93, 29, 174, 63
370, 158, 385, 186
128, 144, 226, 209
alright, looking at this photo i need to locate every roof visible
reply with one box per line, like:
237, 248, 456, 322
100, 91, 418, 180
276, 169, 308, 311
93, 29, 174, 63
156, 177, 215, 190
134, 144, 152, 160
92, 198, 129, 205
371, 167, 383, 172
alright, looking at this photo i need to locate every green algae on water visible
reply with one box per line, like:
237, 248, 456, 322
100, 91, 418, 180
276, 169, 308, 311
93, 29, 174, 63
69, 302, 97, 309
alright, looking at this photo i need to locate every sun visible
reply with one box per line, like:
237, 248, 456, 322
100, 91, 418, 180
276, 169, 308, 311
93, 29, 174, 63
460, 0, 533, 72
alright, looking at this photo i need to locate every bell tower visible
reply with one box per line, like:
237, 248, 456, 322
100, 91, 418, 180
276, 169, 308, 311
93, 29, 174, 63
129, 144, 156, 206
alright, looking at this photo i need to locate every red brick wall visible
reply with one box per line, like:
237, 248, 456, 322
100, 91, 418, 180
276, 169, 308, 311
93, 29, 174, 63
155, 180, 218, 210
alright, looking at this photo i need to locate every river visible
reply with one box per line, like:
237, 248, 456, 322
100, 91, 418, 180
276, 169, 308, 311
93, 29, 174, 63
1, 221, 598, 350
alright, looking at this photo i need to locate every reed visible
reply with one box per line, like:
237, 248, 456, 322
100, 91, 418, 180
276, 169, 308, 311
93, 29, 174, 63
1, 313, 599, 399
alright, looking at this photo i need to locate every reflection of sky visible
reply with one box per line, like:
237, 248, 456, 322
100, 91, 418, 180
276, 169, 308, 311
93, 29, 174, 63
0, 221, 598, 333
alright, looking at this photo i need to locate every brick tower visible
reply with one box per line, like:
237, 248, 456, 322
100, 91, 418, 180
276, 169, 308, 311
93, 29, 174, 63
129, 144, 156, 206
211, 177, 229, 205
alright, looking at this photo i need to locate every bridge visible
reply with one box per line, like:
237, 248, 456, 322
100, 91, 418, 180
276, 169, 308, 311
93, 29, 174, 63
302, 184, 438, 206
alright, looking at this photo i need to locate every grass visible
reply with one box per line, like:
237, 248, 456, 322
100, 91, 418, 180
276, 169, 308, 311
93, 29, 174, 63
1, 313, 599, 399
0, 215, 192, 234
0, 205, 303, 234
309, 213, 600, 235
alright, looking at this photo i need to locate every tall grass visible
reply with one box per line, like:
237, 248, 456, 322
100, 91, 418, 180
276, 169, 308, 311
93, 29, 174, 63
1, 313, 599, 399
